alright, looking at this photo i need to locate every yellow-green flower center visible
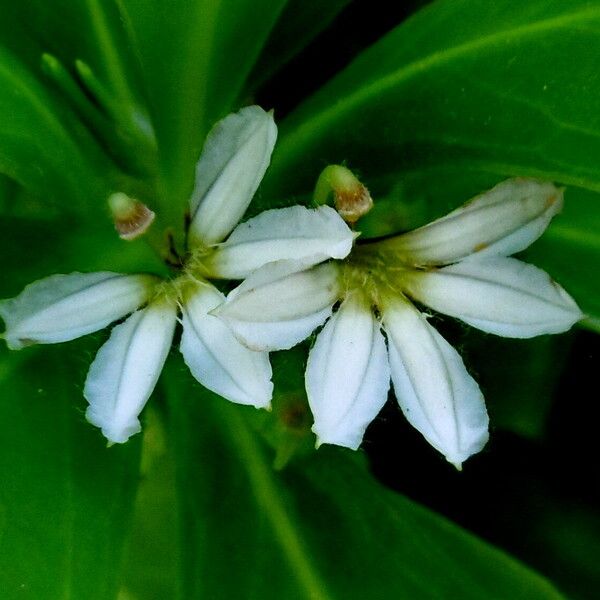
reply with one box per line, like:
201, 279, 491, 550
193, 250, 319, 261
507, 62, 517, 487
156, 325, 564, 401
339, 242, 420, 311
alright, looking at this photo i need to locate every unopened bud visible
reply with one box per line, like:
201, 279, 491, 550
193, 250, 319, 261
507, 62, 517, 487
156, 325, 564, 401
334, 183, 373, 224
314, 165, 373, 224
108, 193, 155, 240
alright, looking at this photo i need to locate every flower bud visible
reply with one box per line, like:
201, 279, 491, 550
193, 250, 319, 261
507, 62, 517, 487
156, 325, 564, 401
108, 192, 155, 240
314, 165, 373, 224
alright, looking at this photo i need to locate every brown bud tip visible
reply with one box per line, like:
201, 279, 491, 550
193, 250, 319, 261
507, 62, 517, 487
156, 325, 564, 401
334, 184, 373, 224
108, 192, 155, 241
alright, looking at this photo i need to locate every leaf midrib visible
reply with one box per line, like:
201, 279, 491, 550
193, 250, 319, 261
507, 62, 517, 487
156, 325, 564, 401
224, 407, 332, 600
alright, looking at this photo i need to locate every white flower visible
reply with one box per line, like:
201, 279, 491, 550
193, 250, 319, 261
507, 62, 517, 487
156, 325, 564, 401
0, 105, 355, 444
215, 178, 583, 467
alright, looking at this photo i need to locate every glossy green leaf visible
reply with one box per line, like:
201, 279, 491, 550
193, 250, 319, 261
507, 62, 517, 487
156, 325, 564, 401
120, 409, 179, 600
0, 1, 162, 219
0, 344, 141, 600
115, 0, 289, 227
0, 215, 166, 303
267, 0, 600, 198
164, 360, 564, 600
0, 45, 111, 212
2, 1, 139, 102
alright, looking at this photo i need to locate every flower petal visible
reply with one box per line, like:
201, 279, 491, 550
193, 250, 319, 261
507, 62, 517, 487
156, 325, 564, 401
180, 282, 273, 408
206, 205, 354, 279
384, 179, 562, 265
188, 105, 277, 246
214, 260, 341, 351
306, 294, 390, 450
382, 299, 489, 467
402, 257, 583, 338
84, 299, 177, 444
0, 272, 158, 350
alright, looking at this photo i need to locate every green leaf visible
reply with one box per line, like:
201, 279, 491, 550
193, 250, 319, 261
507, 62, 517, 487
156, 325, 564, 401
115, 0, 289, 226
0, 2, 162, 216
0, 344, 141, 600
120, 409, 179, 600
164, 360, 565, 600
0, 216, 166, 302
0, 175, 18, 214
0, 1, 139, 105
0, 45, 111, 212
534, 503, 600, 600
267, 0, 600, 198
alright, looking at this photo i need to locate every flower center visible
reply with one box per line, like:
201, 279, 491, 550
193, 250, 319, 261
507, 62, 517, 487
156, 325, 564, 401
340, 242, 421, 310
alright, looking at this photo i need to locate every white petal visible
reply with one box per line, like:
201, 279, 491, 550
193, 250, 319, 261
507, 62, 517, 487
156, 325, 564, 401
382, 299, 488, 467
214, 260, 341, 351
0, 272, 158, 350
306, 294, 390, 450
180, 282, 273, 408
403, 257, 583, 338
188, 106, 277, 246
207, 205, 355, 279
85, 300, 177, 444
386, 179, 562, 265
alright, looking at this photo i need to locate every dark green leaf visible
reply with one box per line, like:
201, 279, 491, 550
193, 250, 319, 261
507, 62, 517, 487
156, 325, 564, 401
0, 216, 167, 302
534, 503, 600, 600
115, 0, 289, 228
164, 359, 565, 599
120, 409, 180, 600
0, 344, 141, 600
0, 46, 111, 212
267, 1, 600, 199
0, 1, 138, 100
